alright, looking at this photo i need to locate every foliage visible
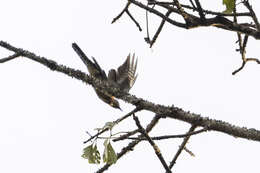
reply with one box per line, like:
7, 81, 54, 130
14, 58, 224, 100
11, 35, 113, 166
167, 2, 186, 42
103, 139, 117, 164
82, 139, 117, 165
82, 143, 101, 164
223, 0, 235, 13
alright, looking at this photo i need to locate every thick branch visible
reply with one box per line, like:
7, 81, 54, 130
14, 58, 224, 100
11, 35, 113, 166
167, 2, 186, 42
129, 0, 260, 39
1, 41, 260, 142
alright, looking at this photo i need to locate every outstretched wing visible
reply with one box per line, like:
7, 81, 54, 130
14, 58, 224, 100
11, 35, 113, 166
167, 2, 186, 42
108, 54, 138, 92
72, 43, 107, 80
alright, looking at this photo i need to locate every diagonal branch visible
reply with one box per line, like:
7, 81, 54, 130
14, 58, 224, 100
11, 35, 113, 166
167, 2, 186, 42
113, 129, 139, 142
83, 107, 141, 144
243, 0, 260, 31
168, 125, 197, 169
133, 114, 171, 173
126, 9, 142, 31
112, 1, 142, 31
194, 0, 205, 20
129, 0, 187, 28
1, 41, 260, 142
112, 1, 131, 24
0, 51, 23, 63
96, 115, 161, 173
188, 0, 196, 10
150, 10, 171, 47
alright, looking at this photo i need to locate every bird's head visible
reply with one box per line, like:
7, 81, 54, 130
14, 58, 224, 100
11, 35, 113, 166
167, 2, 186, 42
110, 99, 122, 111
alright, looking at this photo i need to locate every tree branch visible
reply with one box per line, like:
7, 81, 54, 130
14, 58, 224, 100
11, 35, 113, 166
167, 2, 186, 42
243, 0, 260, 31
118, 127, 208, 141
113, 0, 260, 74
133, 115, 171, 173
194, 0, 205, 20
168, 125, 197, 169
0, 51, 23, 63
83, 107, 141, 144
96, 115, 161, 173
111, 2, 131, 24
150, 10, 171, 47
1, 41, 260, 142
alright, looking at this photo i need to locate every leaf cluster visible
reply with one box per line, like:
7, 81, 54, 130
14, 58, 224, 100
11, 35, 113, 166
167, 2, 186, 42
82, 139, 117, 165
223, 0, 235, 13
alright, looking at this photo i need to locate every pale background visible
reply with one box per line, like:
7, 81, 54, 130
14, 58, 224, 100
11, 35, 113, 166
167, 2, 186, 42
0, 0, 260, 172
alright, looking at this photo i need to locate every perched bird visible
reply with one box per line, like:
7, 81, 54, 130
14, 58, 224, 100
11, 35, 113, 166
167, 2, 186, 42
72, 43, 138, 110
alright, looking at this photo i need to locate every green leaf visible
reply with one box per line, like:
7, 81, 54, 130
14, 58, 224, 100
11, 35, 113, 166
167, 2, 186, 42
103, 140, 117, 164
223, 0, 235, 13
82, 145, 92, 160
94, 121, 116, 132
103, 122, 115, 130
92, 144, 101, 164
82, 144, 101, 164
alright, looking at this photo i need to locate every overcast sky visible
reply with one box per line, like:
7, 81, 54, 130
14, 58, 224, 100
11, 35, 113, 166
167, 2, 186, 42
1, 0, 260, 173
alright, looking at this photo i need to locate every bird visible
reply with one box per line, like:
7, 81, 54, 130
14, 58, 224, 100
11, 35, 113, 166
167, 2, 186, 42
72, 43, 138, 110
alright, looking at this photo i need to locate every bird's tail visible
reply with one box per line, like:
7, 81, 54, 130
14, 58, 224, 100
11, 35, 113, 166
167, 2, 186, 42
72, 42, 92, 67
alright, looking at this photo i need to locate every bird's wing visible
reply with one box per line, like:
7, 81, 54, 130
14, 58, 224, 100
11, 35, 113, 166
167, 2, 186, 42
72, 43, 107, 80
91, 57, 107, 80
113, 54, 138, 92
108, 69, 117, 83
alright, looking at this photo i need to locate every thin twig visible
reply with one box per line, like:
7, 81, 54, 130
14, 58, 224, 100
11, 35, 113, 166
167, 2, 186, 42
126, 9, 142, 31
111, 2, 131, 24
145, 2, 151, 43
189, 0, 196, 10
113, 129, 139, 142
172, 0, 189, 22
150, 10, 171, 47
96, 115, 161, 173
233, 4, 244, 75
128, 0, 186, 28
0, 51, 23, 63
232, 35, 248, 75
83, 107, 141, 144
242, 35, 248, 55
168, 125, 197, 169
194, 0, 205, 20
246, 58, 260, 63
243, 0, 260, 31
232, 61, 246, 75
183, 146, 195, 157
232, 56, 260, 75
114, 106, 142, 124
133, 114, 172, 173
232, 4, 256, 75
111, 2, 142, 31
122, 127, 208, 141
233, 4, 243, 54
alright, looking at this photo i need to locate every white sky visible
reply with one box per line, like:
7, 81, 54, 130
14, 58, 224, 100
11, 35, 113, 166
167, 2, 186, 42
1, 0, 260, 173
